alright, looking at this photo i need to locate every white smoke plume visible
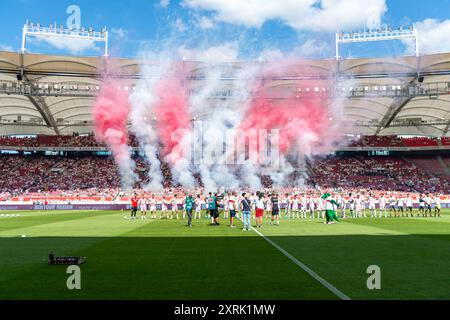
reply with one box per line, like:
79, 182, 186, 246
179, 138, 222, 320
129, 53, 168, 191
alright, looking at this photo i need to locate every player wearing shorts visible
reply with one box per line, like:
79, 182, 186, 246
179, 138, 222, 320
171, 195, 180, 220
405, 195, 413, 217
424, 194, 432, 217
161, 196, 170, 219
292, 195, 299, 219
228, 192, 238, 228
250, 193, 256, 220
348, 194, 355, 218
433, 195, 441, 217
223, 194, 229, 219
194, 195, 202, 219
300, 195, 307, 219
355, 195, 363, 218
255, 193, 265, 229
317, 196, 325, 219
270, 193, 280, 226
309, 196, 315, 219
389, 195, 397, 217
208, 193, 220, 226
338, 195, 346, 219
379, 194, 387, 218
265, 195, 272, 219
149, 195, 157, 219
397, 197, 405, 217
369, 194, 376, 218
139, 197, 147, 220
284, 194, 291, 219
418, 195, 425, 217
361, 194, 368, 218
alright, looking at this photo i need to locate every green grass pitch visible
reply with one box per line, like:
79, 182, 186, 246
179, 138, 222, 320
0, 209, 448, 300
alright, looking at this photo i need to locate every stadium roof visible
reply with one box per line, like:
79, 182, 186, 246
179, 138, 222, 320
0, 50, 449, 137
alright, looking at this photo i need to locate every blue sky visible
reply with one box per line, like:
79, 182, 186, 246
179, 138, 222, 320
0, 0, 449, 59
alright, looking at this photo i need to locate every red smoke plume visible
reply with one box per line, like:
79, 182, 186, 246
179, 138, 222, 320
153, 68, 192, 163
240, 61, 335, 156
93, 79, 135, 188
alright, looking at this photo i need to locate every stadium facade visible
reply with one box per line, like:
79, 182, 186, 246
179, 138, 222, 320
1, 50, 450, 199
0, 50, 449, 138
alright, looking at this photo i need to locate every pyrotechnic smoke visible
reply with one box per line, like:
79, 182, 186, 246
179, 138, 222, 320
130, 52, 196, 189
188, 64, 263, 191
238, 59, 349, 185
223, 64, 262, 189
129, 57, 165, 191
152, 66, 196, 188
93, 79, 136, 191
189, 69, 226, 191
125, 22, 353, 192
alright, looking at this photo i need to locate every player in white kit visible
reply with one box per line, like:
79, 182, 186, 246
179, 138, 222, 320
284, 194, 291, 219
369, 194, 377, 218
291, 195, 299, 219
223, 194, 229, 219
405, 195, 413, 217
139, 198, 147, 220
194, 195, 202, 219
250, 193, 256, 220
433, 195, 441, 217
339, 194, 346, 218
161, 196, 171, 219
309, 196, 315, 219
172, 195, 180, 220
397, 197, 405, 217
355, 195, 363, 218
300, 195, 308, 219
379, 194, 387, 218
317, 196, 325, 219
149, 195, 157, 219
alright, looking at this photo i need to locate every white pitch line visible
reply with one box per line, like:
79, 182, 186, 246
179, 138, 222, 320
251, 226, 351, 300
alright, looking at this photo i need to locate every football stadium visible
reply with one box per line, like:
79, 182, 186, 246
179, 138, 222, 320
0, 0, 449, 307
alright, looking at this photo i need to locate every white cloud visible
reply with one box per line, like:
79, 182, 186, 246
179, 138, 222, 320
29, 36, 99, 55
174, 18, 187, 32
404, 19, 450, 55
198, 16, 215, 29
261, 39, 332, 60
183, 0, 387, 32
260, 49, 284, 61
0, 44, 13, 52
177, 42, 239, 60
292, 39, 332, 58
111, 28, 128, 39
159, 0, 170, 7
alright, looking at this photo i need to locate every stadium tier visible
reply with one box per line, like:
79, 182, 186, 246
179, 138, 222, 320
1, 146, 450, 203
1, 51, 450, 207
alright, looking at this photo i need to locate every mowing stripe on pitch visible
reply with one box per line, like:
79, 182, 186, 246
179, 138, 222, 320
251, 226, 351, 300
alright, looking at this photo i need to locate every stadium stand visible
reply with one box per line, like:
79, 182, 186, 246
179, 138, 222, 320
402, 137, 439, 147
308, 155, 450, 194
1, 150, 449, 201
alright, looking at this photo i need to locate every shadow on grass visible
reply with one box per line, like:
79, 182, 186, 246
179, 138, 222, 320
0, 234, 449, 300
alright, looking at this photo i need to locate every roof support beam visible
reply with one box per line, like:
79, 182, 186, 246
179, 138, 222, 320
375, 73, 420, 134
21, 73, 60, 135
26, 94, 60, 135
375, 96, 413, 134
443, 121, 450, 136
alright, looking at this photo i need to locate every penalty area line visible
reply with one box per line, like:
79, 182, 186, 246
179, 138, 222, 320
250, 226, 351, 300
